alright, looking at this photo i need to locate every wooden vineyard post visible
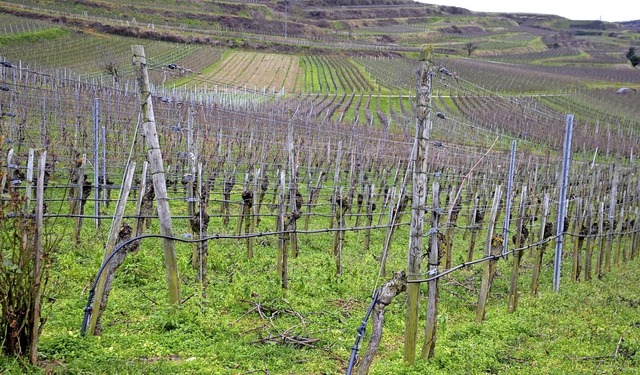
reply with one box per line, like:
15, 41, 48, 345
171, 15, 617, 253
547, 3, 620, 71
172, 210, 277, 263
131, 45, 181, 305
531, 193, 550, 296
195, 163, 210, 287
133, 162, 149, 238
363, 184, 375, 253
333, 188, 348, 275
584, 204, 594, 281
604, 169, 618, 273
441, 184, 456, 269
615, 208, 624, 265
476, 184, 503, 323
467, 193, 481, 262
29, 150, 46, 364
354, 162, 364, 227
357, 272, 407, 375
304, 171, 323, 230
276, 170, 288, 289
379, 187, 397, 276
247, 167, 260, 258
286, 121, 300, 259
24, 149, 35, 212
330, 141, 342, 229
508, 186, 527, 313
93, 98, 100, 229
571, 198, 584, 281
380, 174, 409, 277
87, 162, 136, 335
422, 180, 440, 359
0, 148, 12, 196
502, 140, 518, 262
222, 171, 235, 228
236, 173, 250, 236
186, 107, 196, 218
404, 46, 431, 364
596, 201, 606, 278
631, 207, 640, 261
72, 154, 86, 244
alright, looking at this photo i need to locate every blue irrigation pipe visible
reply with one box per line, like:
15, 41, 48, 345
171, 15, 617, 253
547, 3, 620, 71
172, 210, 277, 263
346, 289, 379, 375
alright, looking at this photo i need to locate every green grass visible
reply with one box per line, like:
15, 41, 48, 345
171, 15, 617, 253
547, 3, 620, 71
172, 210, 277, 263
2, 182, 638, 374
0, 26, 68, 45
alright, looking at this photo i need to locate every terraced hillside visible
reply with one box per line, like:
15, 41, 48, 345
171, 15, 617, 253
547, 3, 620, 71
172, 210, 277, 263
1, 3, 640, 374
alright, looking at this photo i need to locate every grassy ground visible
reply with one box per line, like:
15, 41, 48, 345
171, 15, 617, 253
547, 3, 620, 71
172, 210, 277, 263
1, 196, 638, 374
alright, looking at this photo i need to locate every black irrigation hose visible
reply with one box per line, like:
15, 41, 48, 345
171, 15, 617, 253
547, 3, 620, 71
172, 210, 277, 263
80, 233, 220, 336
346, 289, 379, 375
407, 234, 560, 283
80, 222, 409, 336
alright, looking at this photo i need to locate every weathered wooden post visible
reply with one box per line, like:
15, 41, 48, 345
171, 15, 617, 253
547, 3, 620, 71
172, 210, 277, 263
363, 183, 375, 253
467, 192, 481, 262
330, 141, 343, 229
596, 201, 606, 278
93, 98, 101, 229
531, 193, 551, 296
422, 180, 440, 359
404, 45, 431, 364
357, 272, 407, 375
87, 162, 136, 335
186, 106, 196, 218
131, 45, 181, 305
276, 170, 288, 288
508, 186, 527, 313
476, 184, 503, 323
604, 168, 618, 273
30, 150, 46, 364
584, 204, 595, 281
72, 154, 86, 244
571, 198, 584, 281
286, 119, 300, 259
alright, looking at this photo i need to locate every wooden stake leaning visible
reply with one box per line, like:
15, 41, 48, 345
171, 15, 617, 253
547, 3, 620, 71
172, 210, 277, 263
87, 162, 136, 335
131, 45, 181, 305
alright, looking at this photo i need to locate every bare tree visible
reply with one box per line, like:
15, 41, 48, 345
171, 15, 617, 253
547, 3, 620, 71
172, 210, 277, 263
466, 42, 478, 57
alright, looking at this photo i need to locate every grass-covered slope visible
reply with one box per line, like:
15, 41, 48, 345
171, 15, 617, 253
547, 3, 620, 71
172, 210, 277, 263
0, 213, 638, 374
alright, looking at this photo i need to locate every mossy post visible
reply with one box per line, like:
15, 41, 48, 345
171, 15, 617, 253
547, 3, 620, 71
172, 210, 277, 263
404, 45, 432, 364
131, 45, 181, 305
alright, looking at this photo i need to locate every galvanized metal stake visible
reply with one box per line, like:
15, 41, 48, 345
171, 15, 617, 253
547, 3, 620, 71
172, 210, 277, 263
553, 115, 574, 292
93, 98, 100, 228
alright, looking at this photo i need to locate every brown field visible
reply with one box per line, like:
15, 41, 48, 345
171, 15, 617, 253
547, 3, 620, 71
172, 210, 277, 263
198, 51, 301, 92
